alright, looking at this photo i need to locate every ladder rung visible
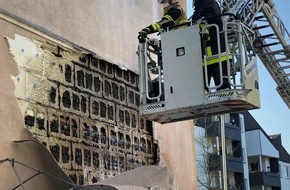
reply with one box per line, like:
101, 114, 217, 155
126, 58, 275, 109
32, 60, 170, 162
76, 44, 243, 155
263, 48, 287, 56
260, 33, 275, 39
274, 65, 290, 70
280, 86, 290, 91
260, 42, 280, 48
275, 73, 290, 77
253, 25, 270, 30
254, 15, 265, 20
271, 57, 290, 63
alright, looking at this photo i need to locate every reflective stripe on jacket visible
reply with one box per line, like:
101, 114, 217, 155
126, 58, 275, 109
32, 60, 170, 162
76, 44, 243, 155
147, 4, 187, 32
200, 23, 230, 65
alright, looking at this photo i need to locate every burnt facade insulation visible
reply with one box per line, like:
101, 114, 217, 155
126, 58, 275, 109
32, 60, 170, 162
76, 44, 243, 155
7, 35, 155, 185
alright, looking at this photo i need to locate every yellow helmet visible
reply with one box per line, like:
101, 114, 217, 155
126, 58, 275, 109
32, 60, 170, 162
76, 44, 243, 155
158, 0, 176, 4
158, 0, 179, 7
158, 0, 168, 3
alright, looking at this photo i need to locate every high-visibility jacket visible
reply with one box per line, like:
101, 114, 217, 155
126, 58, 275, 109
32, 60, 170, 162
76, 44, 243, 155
193, 0, 229, 65
145, 3, 187, 33
200, 22, 228, 65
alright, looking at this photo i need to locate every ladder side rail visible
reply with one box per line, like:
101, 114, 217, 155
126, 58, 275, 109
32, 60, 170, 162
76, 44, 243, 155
242, 0, 290, 108
236, 0, 252, 18
261, 3, 290, 48
257, 49, 290, 109
254, 9, 290, 77
256, 44, 289, 85
243, 0, 264, 25
225, 20, 246, 88
253, 16, 289, 80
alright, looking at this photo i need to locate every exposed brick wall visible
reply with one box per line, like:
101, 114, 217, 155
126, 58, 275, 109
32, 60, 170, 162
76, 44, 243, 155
8, 35, 155, 185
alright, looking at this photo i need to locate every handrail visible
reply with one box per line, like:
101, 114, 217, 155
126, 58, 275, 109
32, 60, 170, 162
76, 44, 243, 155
201, 23, 224, 90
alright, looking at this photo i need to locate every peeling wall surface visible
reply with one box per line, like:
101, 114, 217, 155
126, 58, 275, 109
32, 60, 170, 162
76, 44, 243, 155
0, 0, 197, 189
0, 0, 154, 73
2, 30, 153, 188
0, 21, 73, 190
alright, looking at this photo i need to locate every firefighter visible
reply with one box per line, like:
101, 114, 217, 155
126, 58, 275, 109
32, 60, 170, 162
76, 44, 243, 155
138, 0, 187, 101
138, 0, 187, 39
192, 0, 231, 91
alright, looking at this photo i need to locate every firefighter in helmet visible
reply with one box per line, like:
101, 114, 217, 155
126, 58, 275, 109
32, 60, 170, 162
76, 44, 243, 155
192, 0, 231, 91
138, 0, 187, 39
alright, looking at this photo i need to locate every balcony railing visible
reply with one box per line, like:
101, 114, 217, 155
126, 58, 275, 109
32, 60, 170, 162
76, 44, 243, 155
208, 154, 243, 173
205, 121, 241, 141
249, 171, 281, 187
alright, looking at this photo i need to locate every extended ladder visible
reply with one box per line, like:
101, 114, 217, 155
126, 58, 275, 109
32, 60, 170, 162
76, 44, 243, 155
220, 0, 290, 108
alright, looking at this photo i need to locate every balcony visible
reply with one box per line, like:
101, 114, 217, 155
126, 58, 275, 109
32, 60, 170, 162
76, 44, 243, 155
208, 154, 243, 173
249, 171, 281, 187
205, 121, 241, 141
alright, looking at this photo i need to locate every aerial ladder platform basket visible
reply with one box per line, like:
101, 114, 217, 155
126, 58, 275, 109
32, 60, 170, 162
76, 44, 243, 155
138, 15, 260, 124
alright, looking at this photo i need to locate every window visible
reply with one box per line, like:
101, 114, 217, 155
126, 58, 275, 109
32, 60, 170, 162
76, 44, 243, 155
285, 166, 290, 178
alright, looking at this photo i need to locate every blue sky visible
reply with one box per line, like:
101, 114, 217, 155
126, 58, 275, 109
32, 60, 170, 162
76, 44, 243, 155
250, 1, 290, 152
186, 1, 290, 152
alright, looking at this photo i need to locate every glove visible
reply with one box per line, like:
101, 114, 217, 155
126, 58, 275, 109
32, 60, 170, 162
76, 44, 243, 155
138, 28, 150, 39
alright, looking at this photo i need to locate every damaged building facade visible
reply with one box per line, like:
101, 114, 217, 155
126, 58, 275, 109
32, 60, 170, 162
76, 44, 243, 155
0, 1, 196, 190
7, 34, 153, 183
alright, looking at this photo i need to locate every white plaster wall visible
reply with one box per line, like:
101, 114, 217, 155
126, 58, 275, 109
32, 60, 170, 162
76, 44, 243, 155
260, 131, 279, 157
0, 0, 154, 73
246, 130, 278, 157
280, 161, 290, 189
154, 120, 197, 190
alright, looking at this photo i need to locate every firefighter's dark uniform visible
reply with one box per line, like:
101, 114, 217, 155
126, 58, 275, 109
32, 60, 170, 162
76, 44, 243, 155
138, 3, 187, 38
192, 0, 231, 91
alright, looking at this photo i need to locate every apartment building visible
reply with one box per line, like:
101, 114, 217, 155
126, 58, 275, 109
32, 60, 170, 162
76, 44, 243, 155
195, 114, 246, 189
243, 112, 281, 190
195, 112, 290, 190
270, 134, 290, 189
